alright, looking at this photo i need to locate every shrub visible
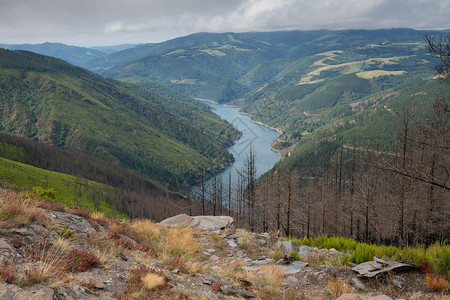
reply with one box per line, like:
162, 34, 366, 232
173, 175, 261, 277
272, 250, 282, 262
425, 243, 450, 280
36, 201, 67, 212
117, 237, 135, 250
426, 274, 449, 292
57, 225, 73, 238
67, 249, 101, 272
289, 251, 301, 261
0, 269, 16, 284
32, 186, 55, 200
351, 243, 375, 264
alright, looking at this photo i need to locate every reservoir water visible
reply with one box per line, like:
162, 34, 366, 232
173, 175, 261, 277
199, 101, 281, 188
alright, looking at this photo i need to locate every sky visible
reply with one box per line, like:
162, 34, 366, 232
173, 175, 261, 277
1, 0, 449, 47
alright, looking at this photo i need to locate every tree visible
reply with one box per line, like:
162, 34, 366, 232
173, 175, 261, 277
425, 34, 450, 81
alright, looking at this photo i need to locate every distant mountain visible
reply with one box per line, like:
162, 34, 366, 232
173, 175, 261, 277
0, 49, 240, 187
87, 29, 444, 103
90, 44, 141, 54
0, 42, 106, 66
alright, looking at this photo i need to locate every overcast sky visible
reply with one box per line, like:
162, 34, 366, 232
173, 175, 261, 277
1, 0, 449, 46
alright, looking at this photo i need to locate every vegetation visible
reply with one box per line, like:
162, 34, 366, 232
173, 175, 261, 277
288, 235, 450, 280
0, 48, 239, 188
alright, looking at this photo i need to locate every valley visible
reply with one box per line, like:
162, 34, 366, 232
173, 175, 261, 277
0, 29, 448, 269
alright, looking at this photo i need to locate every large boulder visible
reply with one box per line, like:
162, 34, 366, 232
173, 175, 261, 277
159, 214, 234, 231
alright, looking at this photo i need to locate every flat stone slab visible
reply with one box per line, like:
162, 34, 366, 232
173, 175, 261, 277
337, 294, 393, 300
159, 214, 234, 230
352, 260, 413, 278
252, 258, 275, 265
282, 261, 308, 275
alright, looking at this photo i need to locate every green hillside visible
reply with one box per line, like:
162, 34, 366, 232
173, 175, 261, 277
0, 156, 120, 217
0, 49, 240, 187
92, 29, 443, 104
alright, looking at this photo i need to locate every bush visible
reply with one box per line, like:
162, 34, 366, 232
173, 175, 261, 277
117, 237, 135, 250
66, 249, 101, 272
351, 243, 375, 264
32, 186, 55, 200
426, 274, 449, 292
0, 269, 16, 284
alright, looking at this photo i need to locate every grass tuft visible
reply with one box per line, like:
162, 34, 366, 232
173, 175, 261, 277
260, 265, 284, 295
328, 276, 352, 298
141, 273, 165, 291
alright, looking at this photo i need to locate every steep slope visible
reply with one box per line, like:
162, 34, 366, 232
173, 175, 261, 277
90, 29, 444, 104
0, 49, 240, 187
0, 42, 106, 66
95, 32, 289, 102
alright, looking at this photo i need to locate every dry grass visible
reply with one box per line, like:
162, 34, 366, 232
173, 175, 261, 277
216, 260, 246, 280
19, 242, 68, 285
141, 273, 165, 290
328, 276, 353, 298
89, 232, 124, 263
434, 292, 450, 300
426, 274, 449, 292
260, 265, 285, 295
51, 237, 71, 252
0, 192, 49, 225
163, 227, 199, 257
131, 219, 161, 243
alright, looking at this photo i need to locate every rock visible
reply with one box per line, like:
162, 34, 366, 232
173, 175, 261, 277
95, 282, 106, 289
0, 282, 54, 300
374, 256, 389, 265
220, 285, 257, 298
282, 261, 308, 275
391, 275, 405, 289
0, 238, 17, 265
227, 239, 237, 248
337, 294, 393, 300
206, 248, 216, 253
55, 286, 117, 299
191, 216, 234, 230
47, 211, 96, 237
298, 245, 311, 260
351, 277, 366, 291
159, 214, 193, 227
278, 240, 297, 254
252, 258, 275, 265
237, 250, 246, 258
159, 214, 234, 231
352, 260, 413, 278
210, 255, 220, 261
410, 292, 423, 300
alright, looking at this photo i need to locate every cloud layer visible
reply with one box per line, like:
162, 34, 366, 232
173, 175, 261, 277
1, 0, 448, 46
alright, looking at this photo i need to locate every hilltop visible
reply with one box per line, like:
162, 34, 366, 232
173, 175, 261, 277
0, 190, 447, 299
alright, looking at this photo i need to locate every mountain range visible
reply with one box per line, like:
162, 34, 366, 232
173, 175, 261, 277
0, 28, 448, 217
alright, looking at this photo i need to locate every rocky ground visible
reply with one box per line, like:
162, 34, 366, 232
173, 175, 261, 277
0, 191, 447, 299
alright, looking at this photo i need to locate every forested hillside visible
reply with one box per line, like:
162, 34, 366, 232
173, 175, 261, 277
0, 49, 240, 188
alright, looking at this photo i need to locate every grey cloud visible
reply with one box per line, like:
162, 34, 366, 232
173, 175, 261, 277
0, 0, 448, 46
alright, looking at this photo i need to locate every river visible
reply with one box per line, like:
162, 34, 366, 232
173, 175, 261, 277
198, 101, 281, 188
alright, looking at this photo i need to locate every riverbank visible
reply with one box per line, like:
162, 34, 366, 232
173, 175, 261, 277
237, 111, 283, 134
194, 98, 218, 104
